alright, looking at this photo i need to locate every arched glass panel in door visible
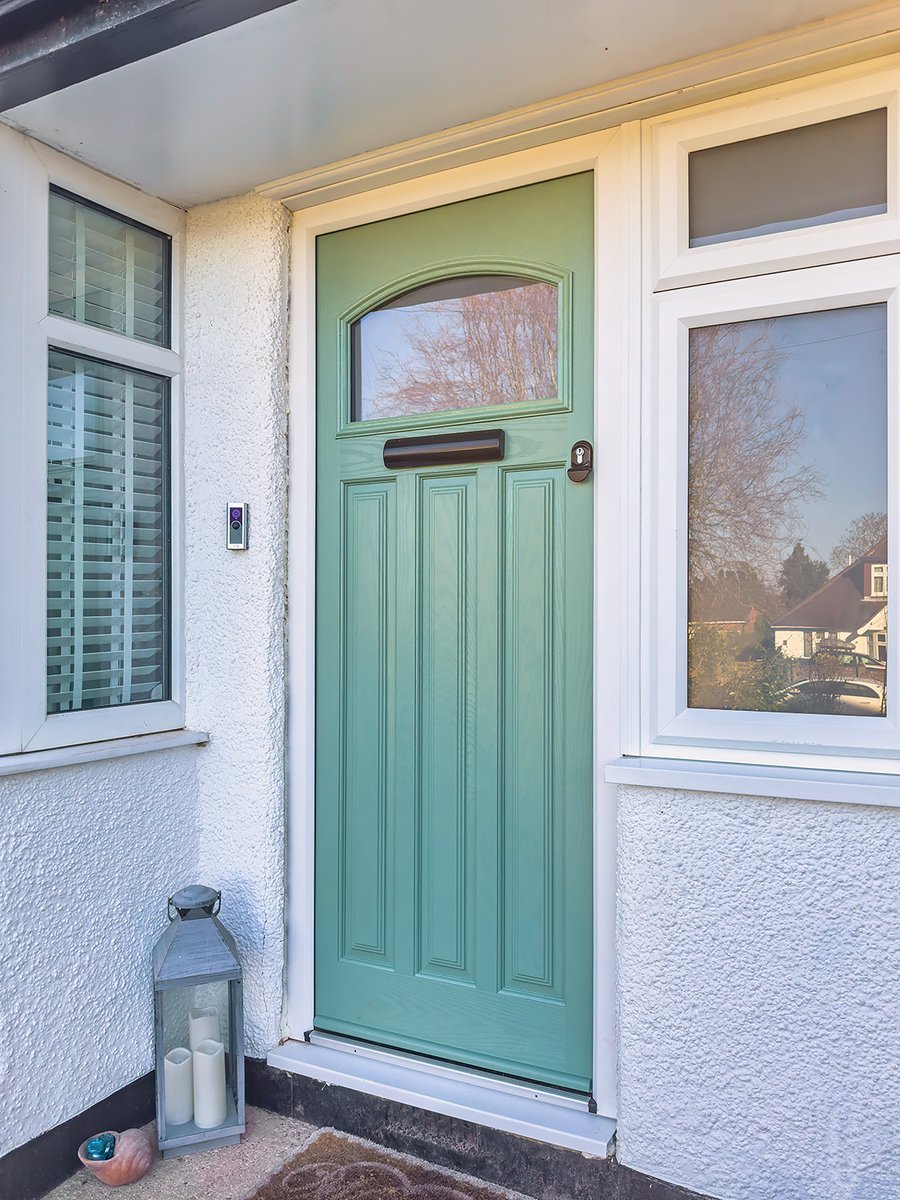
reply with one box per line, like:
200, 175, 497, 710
351, 274, 559, 422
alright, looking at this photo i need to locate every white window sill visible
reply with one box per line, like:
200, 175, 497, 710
606, 756, 900, 809
0, 728, 209, 778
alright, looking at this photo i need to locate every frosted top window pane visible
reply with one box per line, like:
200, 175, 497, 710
687, 305, 887, 717
352, 274, 558, 421
689, 109, 887, 247
47, 350, 170, 714
49, 189, 170, 345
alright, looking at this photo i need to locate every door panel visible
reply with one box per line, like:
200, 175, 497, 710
339, 481, 395, 967
316, 173, 594, 1092
501, 468, 563, 1000
417, 473, 476, 984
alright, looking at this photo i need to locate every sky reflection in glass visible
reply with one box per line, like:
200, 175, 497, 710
352, 274, 558, 422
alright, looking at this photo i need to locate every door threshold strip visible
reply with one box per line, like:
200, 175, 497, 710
308, 1032, 589, 1111
267, 1038, 616, 1156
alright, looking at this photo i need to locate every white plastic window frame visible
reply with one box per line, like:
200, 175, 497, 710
642, 255, 900, 770
0, 126, 185, 755
645, 57, 900, 292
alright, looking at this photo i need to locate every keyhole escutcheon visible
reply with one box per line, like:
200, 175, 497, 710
567, 440, 593, 483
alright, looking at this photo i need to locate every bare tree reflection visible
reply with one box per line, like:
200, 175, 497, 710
688, 322, 821, 591
366, 281, 558, 418
687, 321, 824, 711
830, 511, 887, 571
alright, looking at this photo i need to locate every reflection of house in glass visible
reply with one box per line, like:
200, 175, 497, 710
773, 537, 888, 670
688, 569, 766, 638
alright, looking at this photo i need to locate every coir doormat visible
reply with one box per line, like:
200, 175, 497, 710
249, 1130, 519, 1200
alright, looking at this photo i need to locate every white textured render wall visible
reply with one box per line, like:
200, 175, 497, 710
0, 191, 290, 1159
617, 784, 900, 1200
0, 750, 201, 1155
183, 191, 291, 1060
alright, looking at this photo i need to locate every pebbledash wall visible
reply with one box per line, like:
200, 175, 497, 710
617, 784, 900, 1200
182, 192, 290, 1060
0, 189, 291, 1159
0, 747, 201, 1155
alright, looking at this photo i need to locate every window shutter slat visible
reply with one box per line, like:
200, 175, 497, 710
48, 190, 170, 346
47, 350, 170, 714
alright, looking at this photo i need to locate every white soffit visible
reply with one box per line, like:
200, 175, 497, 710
1, 0, 892, 209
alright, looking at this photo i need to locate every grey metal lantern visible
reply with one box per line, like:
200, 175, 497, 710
152, 885, 245, 1158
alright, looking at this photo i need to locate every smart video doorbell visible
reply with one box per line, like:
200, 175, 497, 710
227, 502, 248, 550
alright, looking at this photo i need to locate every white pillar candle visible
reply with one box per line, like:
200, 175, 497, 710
188, 1006, 220, 1051
163, 1048, 194, 1125
192, 1038, 227, 1129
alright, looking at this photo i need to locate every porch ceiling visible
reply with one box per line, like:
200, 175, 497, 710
0, 0, 874, 208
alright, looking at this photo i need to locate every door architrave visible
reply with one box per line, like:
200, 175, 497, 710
284, 124, 641, 1122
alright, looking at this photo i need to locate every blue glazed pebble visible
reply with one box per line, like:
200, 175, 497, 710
84, 1133, 116, 1161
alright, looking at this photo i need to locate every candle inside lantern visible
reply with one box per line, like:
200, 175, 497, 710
192, 1039, 227, 1129
164, 1047, 194, 1125
188, 1006, 220, 1051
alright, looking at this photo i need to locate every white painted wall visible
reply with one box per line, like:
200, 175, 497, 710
616, 783, 900, 1200
781, 630, 808, 658
0, 751, 201, 1155
0, 191, 290, 1159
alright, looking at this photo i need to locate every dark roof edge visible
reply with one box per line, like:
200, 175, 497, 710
0, 0, 299, 113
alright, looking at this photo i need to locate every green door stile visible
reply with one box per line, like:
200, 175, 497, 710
315, 174, 595, 1093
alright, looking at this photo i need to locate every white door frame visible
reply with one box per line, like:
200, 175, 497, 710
283, 123, 641, 1121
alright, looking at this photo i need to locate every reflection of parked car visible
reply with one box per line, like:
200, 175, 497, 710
781, 678, 885, 716
812, 648, 885, 675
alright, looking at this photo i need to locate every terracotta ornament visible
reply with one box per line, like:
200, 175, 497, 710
77, 1129, 155, 1186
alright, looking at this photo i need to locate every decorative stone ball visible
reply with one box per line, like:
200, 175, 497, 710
77, 1129, 155, 1186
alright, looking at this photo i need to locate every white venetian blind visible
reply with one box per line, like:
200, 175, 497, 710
49, 189, 170, 345
47, 351, 170, 714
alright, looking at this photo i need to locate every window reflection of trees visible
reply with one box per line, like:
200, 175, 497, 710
686, 317, 887, 717
361, 280, 558, 420
688, 321, 821, 590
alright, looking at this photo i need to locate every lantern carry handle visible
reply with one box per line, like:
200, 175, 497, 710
167, 886, 222, 921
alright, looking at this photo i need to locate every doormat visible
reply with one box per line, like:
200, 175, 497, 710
248, 1129, 519, 1200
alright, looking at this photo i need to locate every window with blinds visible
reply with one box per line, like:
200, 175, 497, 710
47, 350, 170, 714
49, 188, 170, 346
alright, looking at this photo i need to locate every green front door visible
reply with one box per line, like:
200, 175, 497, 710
315, 173, 594, 1092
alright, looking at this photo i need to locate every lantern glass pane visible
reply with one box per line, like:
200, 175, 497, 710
160, 980, 232, 1057
160, 980, 234, 1131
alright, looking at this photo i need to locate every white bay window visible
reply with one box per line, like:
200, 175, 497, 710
0, 127, 184, 756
